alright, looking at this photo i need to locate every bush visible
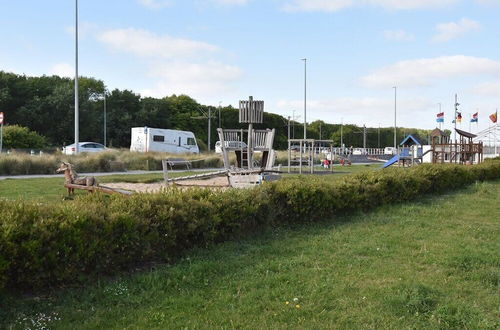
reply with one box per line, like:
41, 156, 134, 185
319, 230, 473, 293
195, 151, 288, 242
1, 125, 47, 149
0, 160, 499, 290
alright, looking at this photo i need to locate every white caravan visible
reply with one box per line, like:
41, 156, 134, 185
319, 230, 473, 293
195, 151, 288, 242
130, 127, 199, 154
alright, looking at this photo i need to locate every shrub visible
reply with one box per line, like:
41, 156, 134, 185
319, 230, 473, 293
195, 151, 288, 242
1, 125, 47, 149
0, 160, 499, 290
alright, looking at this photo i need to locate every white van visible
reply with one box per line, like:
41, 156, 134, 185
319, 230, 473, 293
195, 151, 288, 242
384, 147, 397, 155
130, 127, 199, 154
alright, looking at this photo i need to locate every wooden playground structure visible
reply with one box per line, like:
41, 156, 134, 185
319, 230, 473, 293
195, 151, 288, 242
163, 96, 281, 188
431, 128, 483, 165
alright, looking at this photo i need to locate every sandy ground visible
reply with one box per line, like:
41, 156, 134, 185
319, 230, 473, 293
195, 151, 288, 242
105, 176, 229, 193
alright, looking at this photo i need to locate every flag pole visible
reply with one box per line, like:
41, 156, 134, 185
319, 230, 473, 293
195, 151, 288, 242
454, 94, 458, 142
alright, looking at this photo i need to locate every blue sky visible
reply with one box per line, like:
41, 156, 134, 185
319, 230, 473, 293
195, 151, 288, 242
1, 0, 500, 132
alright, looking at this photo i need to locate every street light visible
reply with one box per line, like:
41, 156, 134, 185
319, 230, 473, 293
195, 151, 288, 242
301, 58, 307, 139
393, 86, 397, 149
74, 0, 79, 154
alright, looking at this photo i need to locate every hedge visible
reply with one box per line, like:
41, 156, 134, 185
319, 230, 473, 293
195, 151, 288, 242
1, 160, 499, 290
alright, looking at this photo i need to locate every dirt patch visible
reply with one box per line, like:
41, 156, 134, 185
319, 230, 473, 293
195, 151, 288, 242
105, 176, 229, 193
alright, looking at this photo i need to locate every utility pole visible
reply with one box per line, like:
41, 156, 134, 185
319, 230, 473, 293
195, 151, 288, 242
191, 108, 215, 152
363, 124, 367, 149
208, 107, 211, 151
378, 123, 381, 148
74, 0, 79, 154
301, 58, 307, 139
393, 86, 397, 149
319, 122, 322, 140
287, 116, 291, 143
340, 118, 344, 149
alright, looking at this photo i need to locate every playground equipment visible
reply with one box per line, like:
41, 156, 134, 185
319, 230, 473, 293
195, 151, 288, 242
57, 162, 134, 196
162, 96, 281, 188
287, 139, 335, 174
382, 128, 484, 168
431, 128, 483, 165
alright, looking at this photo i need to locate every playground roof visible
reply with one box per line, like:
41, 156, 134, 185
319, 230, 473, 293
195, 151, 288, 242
430, 128, 449, 137
399, 134, 422, 146
455, 128, 477, 139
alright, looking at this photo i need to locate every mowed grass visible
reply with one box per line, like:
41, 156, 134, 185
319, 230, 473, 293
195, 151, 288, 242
0, 171, 202, 202
0, 164, 380, 202
1, 181, 498, 329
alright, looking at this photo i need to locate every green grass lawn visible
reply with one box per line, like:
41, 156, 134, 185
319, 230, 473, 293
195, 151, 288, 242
2, 181, 498, 329
0, 164, 380, 202
0, 171, 202, 202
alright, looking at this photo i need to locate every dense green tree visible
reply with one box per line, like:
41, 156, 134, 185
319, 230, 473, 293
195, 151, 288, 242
0, 71, 435, 150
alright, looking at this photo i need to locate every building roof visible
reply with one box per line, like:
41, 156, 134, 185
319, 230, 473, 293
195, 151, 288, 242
430, 128, 449, 137
455, 128, 477, 139
399, 134, 422, 146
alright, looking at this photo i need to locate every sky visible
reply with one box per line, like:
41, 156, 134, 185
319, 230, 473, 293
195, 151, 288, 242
1, 0, 500, 132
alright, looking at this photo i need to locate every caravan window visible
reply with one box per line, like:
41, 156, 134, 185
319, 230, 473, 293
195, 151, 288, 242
187, 137, 196, 146
178, 137, 181, 146
153, 135, 165, 142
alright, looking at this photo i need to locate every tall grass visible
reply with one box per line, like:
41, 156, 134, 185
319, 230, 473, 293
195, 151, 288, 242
0, 150, 224, 175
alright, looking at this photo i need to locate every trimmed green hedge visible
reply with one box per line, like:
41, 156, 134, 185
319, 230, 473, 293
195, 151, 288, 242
1, 160, 499, 290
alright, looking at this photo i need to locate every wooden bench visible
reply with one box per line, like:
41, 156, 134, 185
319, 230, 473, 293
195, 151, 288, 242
163, 158, 192, 170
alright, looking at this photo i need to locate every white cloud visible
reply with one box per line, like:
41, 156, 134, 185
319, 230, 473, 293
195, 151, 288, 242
475, 0, 500, 5
97, 27, 242, 99
212, 0, 249, 5
283, 0, 457, 12
98, 28, 218, 59
361, 55, 500, 88
471, 81, 500, 97
50, 63, 74, 78
137, 0, 172, 9
383, 29, 415, 41
276, 96, 434, 127
432, 18, 481, 42
143, 61, 242, 97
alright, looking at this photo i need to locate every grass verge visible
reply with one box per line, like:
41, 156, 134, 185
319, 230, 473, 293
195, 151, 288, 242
1, 181, 498, 329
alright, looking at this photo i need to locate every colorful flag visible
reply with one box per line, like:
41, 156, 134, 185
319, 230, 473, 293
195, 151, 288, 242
490, 111, 498, 123
470, 112, 478, 123
455, 112, 462, 123
436, 112, 444, 123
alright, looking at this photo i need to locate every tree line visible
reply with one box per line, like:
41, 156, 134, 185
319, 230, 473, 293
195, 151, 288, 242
0, 71, 437, 150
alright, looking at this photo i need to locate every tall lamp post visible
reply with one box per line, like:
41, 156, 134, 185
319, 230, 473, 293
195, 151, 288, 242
301, 58, 307, 139
393, 86, 397, 149
103, 90, 107, 147
74, 0, 79, 154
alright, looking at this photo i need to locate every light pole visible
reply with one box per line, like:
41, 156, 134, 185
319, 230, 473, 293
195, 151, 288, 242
393, 86, 397, 149
378, 123, 381, 149
438, 102, 442, 130
218, 101, 222, 128
103, 90, 107, 147
74, 0, 79, 154
340, 117, 344, 150
301, 58, 307, 139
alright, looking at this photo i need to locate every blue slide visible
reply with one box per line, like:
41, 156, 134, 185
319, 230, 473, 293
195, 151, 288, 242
382, 155, 399, 168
